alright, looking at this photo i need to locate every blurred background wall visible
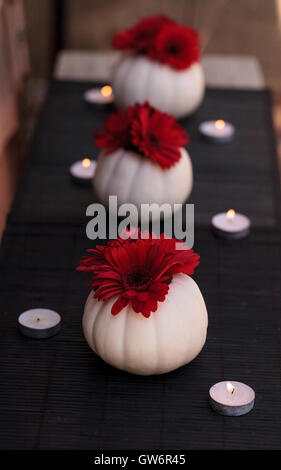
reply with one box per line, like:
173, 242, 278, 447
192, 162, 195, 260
24, 0, 281, 90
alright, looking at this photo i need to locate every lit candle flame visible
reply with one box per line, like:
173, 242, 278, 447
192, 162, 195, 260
82, 158, 91, 168
226, 209, 236, 220
226, 382, 235, 394
215, 120, 226, 130
100, 85, 112, 97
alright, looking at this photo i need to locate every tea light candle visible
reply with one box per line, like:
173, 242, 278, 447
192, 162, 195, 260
70, 158, 96, 185
199, 119, 235, 144
209, 381, 255, 416
84, 85, 114, 107
212, 209, 250, 239
18, 308, 61, 339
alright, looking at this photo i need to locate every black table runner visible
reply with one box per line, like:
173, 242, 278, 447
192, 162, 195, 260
0, 81, 280, 449
8, 82, 280, 229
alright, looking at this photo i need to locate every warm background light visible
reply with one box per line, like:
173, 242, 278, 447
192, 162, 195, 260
82, 158, 91, 168
215, 119, 226, 130
101, 85, 112, 97
226, 209, 236, 219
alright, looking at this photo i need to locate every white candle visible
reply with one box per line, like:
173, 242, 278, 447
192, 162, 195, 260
212, 209, 250, 239
84, 85, 114, 106
70, 158, 96, 185
18, 308, 61, 339
209, 381, 255, 416
199, 119, 235, 143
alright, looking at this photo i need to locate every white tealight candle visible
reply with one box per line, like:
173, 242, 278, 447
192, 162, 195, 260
199, 119, 235, 144
84, 85, 114, 106
209, 381, 255, 416
18, 308, 61, 339
70, 158, 97, 185
212, 209, 250, 239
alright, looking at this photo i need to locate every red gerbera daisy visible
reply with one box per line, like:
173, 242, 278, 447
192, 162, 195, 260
112, 15, 201, 71
112, 15, 172, 53
77, 231, 200, 318
149, 23, 200, 70
131, 102, 189, 169
94, 101, 189, 169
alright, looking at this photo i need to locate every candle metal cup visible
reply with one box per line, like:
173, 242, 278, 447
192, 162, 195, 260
83, 85, 114, 110
70, 159, 97, 185
199, 120, 235, 144
211, 210, 250, 240
18, 309, 61, 339
209, 381, 255, 416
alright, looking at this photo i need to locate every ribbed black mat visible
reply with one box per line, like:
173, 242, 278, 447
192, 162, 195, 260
0, 81, 280, 450
8, 81, 280, 229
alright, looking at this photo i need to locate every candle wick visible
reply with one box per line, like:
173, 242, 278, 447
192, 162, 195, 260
36, 318, 40, 322
231, 388, 234, 394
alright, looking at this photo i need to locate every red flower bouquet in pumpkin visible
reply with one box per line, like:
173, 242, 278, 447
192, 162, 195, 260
77, 229, 200, 318
92, 102, 193, 222
112, 15, 205, 120
95, 101, 189, 170
78, 229, 208, 375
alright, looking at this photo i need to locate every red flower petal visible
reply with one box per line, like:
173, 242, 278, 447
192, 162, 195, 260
112, 15, 172, 53
112, 296, 130, 315
94, 108, 132, 153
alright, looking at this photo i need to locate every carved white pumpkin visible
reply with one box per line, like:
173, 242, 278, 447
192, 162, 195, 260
113, 55, 205, 119
93, 147, 193, 220
83, 273, 208, 375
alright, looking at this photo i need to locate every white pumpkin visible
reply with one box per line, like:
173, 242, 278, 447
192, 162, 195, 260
93, 147, 193, 221
113, 55, 205, 119
83, 273, 208, 375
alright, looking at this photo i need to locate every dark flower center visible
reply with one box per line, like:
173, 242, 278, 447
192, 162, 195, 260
136, 31, 154, 43
166, 43, 179, 55
125, 269, 152, 291
148, 132, 159, 145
